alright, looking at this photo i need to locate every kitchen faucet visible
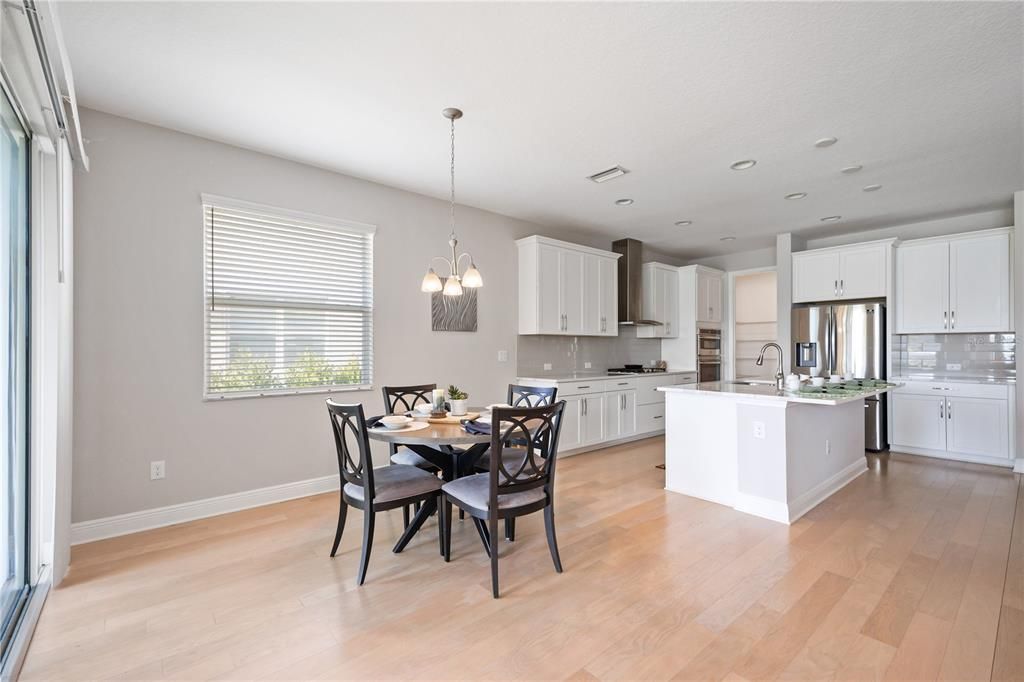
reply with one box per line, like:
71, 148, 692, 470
756, 343, 785, 390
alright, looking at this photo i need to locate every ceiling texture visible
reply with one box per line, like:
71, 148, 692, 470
58, 1, 1023, 258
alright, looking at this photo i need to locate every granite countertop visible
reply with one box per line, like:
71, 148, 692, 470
659, 380, 898, 406
516, 369, 697, 383
891, 375, 1016, 385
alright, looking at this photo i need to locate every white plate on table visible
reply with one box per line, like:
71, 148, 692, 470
372, 421, 430, 433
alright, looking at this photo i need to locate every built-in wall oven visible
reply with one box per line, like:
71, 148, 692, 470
697, 328, 721, 382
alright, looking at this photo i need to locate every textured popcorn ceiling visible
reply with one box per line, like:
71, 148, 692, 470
60, 1, 1023, 258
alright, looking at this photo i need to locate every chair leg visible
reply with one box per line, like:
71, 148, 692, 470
415, 500, 422, 513
459, 509, 465, 520
402, 505, 410, 529
437, 495, 445, 556
489, 515, 500, 598
471, 517, 491, 558
330, 500, 348, 557
543, 504, 563, 573
442, 496, 453, 562
505, 517, 516, 542
357, 509, 375, 586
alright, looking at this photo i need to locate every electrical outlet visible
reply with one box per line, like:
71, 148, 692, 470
584, 361, 592, 369
150, 460, 165, 480
825, 440, 831, 455
753, 421, 766, 439
543, 363, 552, 371
497, 350, 509, 362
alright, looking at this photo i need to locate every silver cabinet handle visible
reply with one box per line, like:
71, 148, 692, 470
946, 399, 951, 420
617, 382, 629, 386
840, 279, 844, 296
581, 398, 586, 416
951, 311, 955, 329
943, 311, 947, 329
653, 415, 663, 420
577, 385, 591, 389
834, 280, 838, 297
939, 400, 944, 419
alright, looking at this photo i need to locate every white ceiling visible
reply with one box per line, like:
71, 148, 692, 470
58, 1, 1023, 258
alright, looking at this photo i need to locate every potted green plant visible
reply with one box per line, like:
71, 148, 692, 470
447, 384, 468, 416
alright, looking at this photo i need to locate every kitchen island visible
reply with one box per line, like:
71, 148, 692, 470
658, 381, 897, 524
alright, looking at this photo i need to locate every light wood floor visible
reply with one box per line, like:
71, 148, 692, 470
21, 438, 1024, 681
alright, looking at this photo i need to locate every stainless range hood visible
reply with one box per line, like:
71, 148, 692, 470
612, 238, 662, 326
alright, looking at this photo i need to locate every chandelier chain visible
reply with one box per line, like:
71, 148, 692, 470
449, 116, 456, 241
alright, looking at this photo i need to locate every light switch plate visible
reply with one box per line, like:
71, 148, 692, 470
497, 350, 509, 362
584, 362, 592, 369
753, 422, 766, 439
543, 363, 552, 371
150, 460, 166, 480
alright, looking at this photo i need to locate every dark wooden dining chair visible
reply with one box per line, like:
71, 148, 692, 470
441, 401, 566, 598
475, 384, 559, 541
382, 384, 443, 527
507, 384, 558, 407
327, 400, 444, 585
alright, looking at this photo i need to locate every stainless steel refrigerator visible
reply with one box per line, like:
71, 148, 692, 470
791, 301, 888, 451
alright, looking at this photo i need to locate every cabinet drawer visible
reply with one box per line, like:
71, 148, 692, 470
557, 380, 606, 396
637, 403, 666, 433
604, 378, 638, 391
635, 375, 670, 404
895, 380, 1009, 400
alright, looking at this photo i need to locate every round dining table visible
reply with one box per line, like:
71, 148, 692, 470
367, 411, 492, 553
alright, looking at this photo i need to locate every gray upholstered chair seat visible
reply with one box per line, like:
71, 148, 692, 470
442, 472, 546, 512
389, 447, 439, 470
344, 464, 442, 505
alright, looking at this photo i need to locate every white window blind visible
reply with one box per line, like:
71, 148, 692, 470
202, 195, 375, 399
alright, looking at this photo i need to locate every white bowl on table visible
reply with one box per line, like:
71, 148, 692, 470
380, 415, 413, 429
412, 404, 433, 416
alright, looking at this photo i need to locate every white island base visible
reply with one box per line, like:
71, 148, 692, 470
661, 385, 875, 524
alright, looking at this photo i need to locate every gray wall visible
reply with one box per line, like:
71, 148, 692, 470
72, 109, 596, 522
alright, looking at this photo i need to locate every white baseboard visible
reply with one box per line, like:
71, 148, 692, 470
559, 430, 665, 457
733, 491, 790, 524
70, 475, 339, 545
786, 458, 867, 523
891, 445, 1015, 469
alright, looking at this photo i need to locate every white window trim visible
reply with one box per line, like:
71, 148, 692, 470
200, 194, 376, 401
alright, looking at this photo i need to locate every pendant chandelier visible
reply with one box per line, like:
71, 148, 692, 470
420, 107, 482, 296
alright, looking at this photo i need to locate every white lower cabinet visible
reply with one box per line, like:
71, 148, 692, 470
604, 390, 637, 440
579, 394, 605, 446
559, 396, 583, 451
892, 393, 947, 451
517, 373, 695, 454
892, 380, 1013, 464
946, 397, 1009, 459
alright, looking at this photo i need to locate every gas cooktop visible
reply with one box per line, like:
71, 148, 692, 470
607, 366, 667, 375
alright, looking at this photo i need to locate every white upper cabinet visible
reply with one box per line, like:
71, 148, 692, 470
792, 240, 892, 303
517, 236, 620, 336
697, 269, 723, 323
895, 241, 950, 333
792, 250, 841, 302
637, 263, 679, 338
948, 232, 1012, 332
895, 229, 1012, 334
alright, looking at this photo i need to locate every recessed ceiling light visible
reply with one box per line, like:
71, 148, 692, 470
820, 215, 842, 222
785, 192, 807, 200
674, 220, 692, 226
720, 236, 736, 242
615, 198, 634, 206
587, 166, 629, 183
730, 159, 757, 170
863, 184, 882, 192
841, 165, 863, 174
814, 137, 838, 148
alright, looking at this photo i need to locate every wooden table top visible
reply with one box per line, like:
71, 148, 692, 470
366, 410, 490, 445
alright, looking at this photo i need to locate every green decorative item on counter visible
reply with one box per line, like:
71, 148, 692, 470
447, 385, 469, 416
447, 385, 468, 400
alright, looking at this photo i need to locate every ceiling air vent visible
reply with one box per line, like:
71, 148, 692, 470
587, 166, 629, 183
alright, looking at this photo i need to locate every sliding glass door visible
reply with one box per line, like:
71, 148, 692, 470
0, 82, 30, 663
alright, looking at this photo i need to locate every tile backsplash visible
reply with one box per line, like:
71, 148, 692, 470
892, 333, 1016, 382
517, 328, 663, 376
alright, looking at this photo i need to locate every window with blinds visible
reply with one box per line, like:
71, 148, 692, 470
202, 195, 375, 398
